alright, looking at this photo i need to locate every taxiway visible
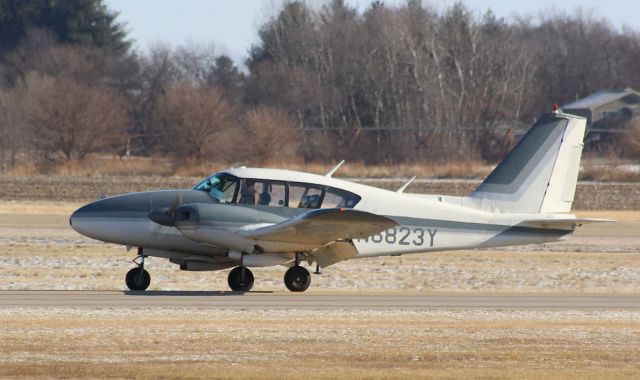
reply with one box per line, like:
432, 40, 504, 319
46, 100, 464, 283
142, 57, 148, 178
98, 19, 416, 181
1, 291, 638, 310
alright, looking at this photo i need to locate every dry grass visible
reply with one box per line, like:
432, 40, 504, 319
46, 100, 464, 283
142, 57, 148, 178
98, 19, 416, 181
0, 201, 79, 215
3, 156, 494, 179
0, 308, 638, 379
4, 156, 176, 176
5, 154, 640, 183
580, 161, 640, 181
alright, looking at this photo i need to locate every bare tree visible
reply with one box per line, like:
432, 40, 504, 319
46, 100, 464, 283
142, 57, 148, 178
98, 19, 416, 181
0, 88, 26, 172
154, 84, 234, 159
233, 106, 301, 165
129, 43, 180, 155
22, 72, 128, 161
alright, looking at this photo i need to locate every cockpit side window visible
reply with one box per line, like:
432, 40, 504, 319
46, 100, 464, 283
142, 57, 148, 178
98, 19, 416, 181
193, 174, 238, 203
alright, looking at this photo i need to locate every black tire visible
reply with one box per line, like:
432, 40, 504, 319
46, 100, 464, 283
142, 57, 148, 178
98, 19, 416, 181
284, 266, 311, 292
125, 267, 151, 291
227, 266, 254, 292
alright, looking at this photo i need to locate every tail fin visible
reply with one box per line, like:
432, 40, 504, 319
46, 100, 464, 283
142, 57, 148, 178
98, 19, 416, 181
470, 112, 586, 214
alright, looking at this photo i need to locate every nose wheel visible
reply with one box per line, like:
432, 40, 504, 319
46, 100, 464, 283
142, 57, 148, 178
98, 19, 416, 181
125, 251, 151, 291
284, 265, 311, 292
227, 266, 254, 292
125, 267, 150, 291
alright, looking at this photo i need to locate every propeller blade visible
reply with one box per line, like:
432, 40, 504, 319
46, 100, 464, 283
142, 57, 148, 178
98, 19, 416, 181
168, 192, 183, 218
148, 192, 184, 227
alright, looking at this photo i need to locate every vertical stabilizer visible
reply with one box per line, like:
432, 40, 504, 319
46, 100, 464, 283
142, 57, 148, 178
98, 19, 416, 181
470, 112, 586, 214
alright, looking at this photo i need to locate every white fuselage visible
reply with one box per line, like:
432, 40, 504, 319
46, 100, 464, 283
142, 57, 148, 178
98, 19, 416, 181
70, 168, 574, 266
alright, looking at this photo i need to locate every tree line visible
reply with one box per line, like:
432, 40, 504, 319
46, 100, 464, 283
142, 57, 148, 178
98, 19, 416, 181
1, 0, 640, 173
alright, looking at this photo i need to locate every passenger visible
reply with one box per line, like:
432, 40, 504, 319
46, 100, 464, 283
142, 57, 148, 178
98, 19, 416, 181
239, 180, 259, 205
258, 183, 272, 205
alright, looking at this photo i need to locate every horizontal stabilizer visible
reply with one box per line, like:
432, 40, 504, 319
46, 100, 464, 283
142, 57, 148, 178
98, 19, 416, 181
240, 208, 398, 245
519, 217, 614, 230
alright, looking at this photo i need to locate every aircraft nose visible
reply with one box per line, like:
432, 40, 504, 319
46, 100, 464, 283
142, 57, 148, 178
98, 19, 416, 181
69, 201, 102, 235
69, 204, 86, 226
69, 193, 151, 242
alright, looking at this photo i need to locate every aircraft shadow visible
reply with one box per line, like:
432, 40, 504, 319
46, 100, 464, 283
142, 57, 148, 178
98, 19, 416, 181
123, 290, 274, 297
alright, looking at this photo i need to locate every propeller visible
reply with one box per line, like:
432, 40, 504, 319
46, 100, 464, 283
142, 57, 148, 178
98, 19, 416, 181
148, 192, 183, 227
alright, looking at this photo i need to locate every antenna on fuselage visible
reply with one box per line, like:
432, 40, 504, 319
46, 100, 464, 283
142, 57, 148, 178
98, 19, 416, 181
325, 160, 345, 177
396, 176, 416, 193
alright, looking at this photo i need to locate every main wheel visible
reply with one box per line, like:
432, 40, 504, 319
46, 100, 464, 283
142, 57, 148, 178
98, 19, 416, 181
227, 266, 254, 292
284, 266, 311, 292
125, 267, 151, 291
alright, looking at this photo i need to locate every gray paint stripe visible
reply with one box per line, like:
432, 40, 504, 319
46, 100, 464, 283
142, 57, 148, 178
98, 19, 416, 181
475, 115, 567, 195
74, 212, 573, 237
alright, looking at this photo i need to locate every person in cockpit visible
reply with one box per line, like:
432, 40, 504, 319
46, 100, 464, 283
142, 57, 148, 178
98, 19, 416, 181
239, 180, 259, 204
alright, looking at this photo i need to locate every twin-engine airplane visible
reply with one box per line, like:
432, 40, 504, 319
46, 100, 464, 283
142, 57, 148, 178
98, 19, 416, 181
70, 111, 610, 292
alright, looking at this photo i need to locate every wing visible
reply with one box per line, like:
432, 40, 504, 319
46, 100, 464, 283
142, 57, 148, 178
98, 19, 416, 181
172, 204, 397, 260
239, 208, 398, 245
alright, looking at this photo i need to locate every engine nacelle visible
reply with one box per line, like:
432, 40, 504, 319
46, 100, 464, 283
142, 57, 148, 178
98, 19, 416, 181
174, 204, 258, 254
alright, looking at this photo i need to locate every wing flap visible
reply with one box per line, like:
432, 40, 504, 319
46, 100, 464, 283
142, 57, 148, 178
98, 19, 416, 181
310, 241, 359, 268
239, 208, 398, 245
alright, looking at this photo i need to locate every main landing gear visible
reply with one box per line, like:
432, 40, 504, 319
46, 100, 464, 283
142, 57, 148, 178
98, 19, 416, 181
226, 253, 313, 292
125, 249, 151, 291
284, 266, 311, 292
227, 266, 254, 292
283, 254, 311, 292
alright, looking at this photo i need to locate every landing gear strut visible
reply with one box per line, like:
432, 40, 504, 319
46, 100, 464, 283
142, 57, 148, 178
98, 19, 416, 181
227, 266, 254, 292
125, 249, 150, 291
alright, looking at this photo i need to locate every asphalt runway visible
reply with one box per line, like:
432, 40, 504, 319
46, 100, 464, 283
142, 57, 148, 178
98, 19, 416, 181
1, 291, 639, 310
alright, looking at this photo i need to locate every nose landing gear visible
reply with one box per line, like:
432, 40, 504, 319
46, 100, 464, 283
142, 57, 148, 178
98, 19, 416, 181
125, 249, 151, 291
227, 266, 254, 292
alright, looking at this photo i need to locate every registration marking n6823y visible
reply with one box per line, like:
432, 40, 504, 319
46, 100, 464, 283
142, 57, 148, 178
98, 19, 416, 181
358, 227, 437, 247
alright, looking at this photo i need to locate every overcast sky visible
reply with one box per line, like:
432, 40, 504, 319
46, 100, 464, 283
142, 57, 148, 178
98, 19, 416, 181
104, 0, 640, 64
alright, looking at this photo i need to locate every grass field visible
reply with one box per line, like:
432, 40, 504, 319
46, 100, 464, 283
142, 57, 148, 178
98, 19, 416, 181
0, 202, 639, 379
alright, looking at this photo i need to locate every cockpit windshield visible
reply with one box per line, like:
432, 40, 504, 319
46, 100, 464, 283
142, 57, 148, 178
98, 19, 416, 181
193, 174, 238, 203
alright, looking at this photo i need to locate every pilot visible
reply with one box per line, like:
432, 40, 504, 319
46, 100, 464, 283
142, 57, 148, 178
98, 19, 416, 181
239, 180, 259, 204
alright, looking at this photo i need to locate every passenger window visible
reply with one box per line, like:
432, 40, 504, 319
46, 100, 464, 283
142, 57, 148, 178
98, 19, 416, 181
321, 188, 361, 208
289, 184, 323, 208
321, 190, 344, 208
238, 180, 286, 207
257, 181, 286, 207
238, 179, 259, 205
